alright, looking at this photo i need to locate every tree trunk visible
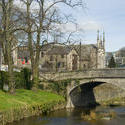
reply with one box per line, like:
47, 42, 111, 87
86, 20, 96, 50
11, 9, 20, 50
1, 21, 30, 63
32, 64, 39, 90
8, 42, 15, 94
31, 30, 40, 90
1, 0, 15, 93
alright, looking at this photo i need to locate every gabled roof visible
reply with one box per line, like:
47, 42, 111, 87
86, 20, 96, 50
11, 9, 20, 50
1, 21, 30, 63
41, 43, 73, 55
41, 42, 98, 57
71, 44, 97, 60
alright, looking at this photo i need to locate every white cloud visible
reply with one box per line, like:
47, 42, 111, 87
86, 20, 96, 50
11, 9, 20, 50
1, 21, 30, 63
58, 23, 77, 32
56, 20, 103, 33
78, 21, 103, 32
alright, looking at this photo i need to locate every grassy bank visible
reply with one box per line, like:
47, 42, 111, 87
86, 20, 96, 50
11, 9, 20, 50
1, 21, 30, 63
0, 89, 65, 124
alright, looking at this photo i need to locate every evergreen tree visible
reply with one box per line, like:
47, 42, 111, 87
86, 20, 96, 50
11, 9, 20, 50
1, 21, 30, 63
108, 56, 116, 68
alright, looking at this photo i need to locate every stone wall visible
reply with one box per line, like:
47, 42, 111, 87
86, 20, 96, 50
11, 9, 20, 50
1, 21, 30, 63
68, 80, 125, 107
40, 68, 125, 81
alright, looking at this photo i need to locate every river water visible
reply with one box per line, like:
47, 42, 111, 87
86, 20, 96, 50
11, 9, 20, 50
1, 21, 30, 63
9, 106, 125, 125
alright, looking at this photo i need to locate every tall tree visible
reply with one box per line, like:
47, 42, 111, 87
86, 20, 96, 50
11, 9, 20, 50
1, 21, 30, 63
0, 0, 15, 93
108, 56, 116, 68
20, 0, 84, 90
0, 0, 24, 93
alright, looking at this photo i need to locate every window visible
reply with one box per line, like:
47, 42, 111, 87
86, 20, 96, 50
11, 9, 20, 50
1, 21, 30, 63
62, 62, 65, 67
57, 62, 61, 68
61, 55, 64, 58
41, 52, 44, 57
50, 55, 53, 61
83, 64, 86, 68
25, 57, 28, 63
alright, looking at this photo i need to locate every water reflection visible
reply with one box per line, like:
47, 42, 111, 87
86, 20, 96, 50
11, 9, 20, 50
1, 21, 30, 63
9, 106, 125, 125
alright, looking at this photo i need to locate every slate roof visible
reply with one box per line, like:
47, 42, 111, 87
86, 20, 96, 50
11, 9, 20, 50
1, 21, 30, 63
71, 44, 98, 60
41, 43, 98, 58
41, 43, 72, 55
18, 42, 98, 59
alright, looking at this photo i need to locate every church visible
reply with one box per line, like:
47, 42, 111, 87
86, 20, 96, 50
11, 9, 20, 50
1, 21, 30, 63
38, 30, 105, 72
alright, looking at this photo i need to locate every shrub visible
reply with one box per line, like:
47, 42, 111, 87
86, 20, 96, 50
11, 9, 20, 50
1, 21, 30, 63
0, 68, 32, 90
38, 84, 44, 90
47, 80, 70, 99
0, 71, 9, 89
20, 68, 32, 90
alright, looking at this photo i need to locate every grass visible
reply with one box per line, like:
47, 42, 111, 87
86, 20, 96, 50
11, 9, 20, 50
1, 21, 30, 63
0, 89, 65, 112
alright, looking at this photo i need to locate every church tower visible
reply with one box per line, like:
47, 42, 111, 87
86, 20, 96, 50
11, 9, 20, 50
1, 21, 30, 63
97, 30, 105, 69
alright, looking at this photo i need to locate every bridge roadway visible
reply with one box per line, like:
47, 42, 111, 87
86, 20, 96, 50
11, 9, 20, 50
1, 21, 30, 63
40, 68, 125, 81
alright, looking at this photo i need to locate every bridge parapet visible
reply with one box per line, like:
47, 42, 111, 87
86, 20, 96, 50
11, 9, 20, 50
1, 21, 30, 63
40, 68, 125, 81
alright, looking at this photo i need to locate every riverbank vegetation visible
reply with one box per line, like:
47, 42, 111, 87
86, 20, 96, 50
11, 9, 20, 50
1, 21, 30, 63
0, 69, 66, 124
44, 79, 80, 99
81, 110, 117, 121
0, 89, 65, 124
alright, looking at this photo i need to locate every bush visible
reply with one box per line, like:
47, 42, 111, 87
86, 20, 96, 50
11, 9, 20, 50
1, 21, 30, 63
0, 71, 9, 89
48, 80, 70, 99
0, 68, 32, 90
38, 84, 44, 90
20, 68, 32, 90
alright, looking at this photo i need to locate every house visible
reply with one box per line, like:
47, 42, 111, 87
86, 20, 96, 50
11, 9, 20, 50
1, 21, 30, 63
39, 43, 79, 72
17, 45, 31, 66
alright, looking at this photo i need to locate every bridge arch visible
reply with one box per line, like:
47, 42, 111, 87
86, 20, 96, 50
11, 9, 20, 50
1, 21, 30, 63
66, 79, 125, 108
69, 81, 106, 95
67, 81, 106, 108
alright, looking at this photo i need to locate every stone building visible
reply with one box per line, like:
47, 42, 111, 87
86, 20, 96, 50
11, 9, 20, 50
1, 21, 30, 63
114, 47, 125, 67
39, 43, 79, 72
72, 30, 105, 70
72, 44, 98, 69
105, 47, 125, 68
17, 30, 105, 71
17, 45, 31, 66
97, 31, 105, 69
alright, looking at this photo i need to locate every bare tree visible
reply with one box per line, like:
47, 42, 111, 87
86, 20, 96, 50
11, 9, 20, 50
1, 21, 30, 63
0, 0, 27, 93
0, 0, 16, 93
16, 0, 85, 90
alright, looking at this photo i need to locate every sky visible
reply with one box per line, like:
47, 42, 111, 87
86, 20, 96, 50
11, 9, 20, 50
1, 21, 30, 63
14, 0, 125, 52
61, 0, 125, 52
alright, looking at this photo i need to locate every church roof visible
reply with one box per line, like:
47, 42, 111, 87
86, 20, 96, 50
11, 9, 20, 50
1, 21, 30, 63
71, 44, 97, 60
41, 42, 98, 57
41, 43, 72, 55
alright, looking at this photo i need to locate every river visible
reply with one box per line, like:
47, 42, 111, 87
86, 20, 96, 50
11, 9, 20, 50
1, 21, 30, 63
9, 106, 125, 125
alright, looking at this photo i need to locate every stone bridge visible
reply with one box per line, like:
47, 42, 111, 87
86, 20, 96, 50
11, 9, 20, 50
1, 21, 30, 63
40, 68, 125, 108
